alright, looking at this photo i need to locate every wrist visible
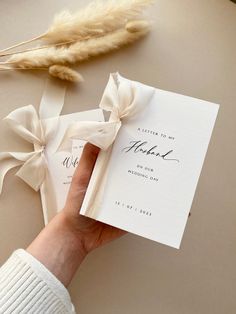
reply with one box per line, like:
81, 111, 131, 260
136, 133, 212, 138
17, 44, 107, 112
27, 212, 87, 287
57, 211, 88, 256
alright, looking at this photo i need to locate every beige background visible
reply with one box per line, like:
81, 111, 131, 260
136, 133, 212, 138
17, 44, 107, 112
0, 0, 236, 313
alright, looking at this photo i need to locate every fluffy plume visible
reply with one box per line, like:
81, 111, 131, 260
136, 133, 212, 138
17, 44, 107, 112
125, 20, 150, 33
49, 65, 84, 82
44, 0, 153, 44
0, 0, 153, 55
0, 1, 153, 82
7, 24, 150, 69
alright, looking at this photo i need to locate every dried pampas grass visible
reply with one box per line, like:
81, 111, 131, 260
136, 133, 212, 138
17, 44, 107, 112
49, 65, 84, 82
0, 0, 154, 82
0, 0, 152, 54
125, 20, 150, 33
6, 25, 150, 69
0, 64, 83, 83
44, 0, 153, 44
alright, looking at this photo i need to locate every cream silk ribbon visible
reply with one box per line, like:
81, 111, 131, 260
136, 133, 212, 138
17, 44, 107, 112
0, 73, 155, 223
0, 79, 66, 224
58, 72, 155, 217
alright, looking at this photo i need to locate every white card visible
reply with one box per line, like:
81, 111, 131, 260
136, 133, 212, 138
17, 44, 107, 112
80, 78, 219, 248
42, 109, 104, 212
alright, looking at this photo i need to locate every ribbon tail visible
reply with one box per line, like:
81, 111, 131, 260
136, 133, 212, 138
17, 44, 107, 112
39, 78, 66, 120
57, 120, 122, 152
0, 152, 25, 194
40, 171, 58, 225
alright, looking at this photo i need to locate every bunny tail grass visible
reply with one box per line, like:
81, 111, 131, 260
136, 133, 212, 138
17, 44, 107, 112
0, 0, 153, 55
6, 24, 151, 69
43, 0, 153, 44
49, 65, 84, 82
0, 65, 83, 83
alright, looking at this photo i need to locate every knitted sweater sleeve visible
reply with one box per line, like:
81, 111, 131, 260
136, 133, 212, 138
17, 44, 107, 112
0, 249, 75, 314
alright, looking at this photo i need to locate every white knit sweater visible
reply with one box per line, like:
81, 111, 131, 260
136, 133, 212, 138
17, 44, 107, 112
0, 250, 75, 314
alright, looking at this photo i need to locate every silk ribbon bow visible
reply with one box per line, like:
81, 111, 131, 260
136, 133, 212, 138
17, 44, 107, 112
59, 73, 155, 151
0, 105, 47, 193
58, 73, 155, 217
0, 79, 66, 224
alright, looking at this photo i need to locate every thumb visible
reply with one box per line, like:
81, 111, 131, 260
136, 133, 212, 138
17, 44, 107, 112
64, 143, 100, 216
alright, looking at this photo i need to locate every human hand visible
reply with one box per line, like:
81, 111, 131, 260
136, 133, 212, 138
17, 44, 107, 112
61, 143, 126, 254
27, 143, 126, 286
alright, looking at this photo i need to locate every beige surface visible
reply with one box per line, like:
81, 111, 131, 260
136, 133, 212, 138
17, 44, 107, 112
0, 0, 236, 313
